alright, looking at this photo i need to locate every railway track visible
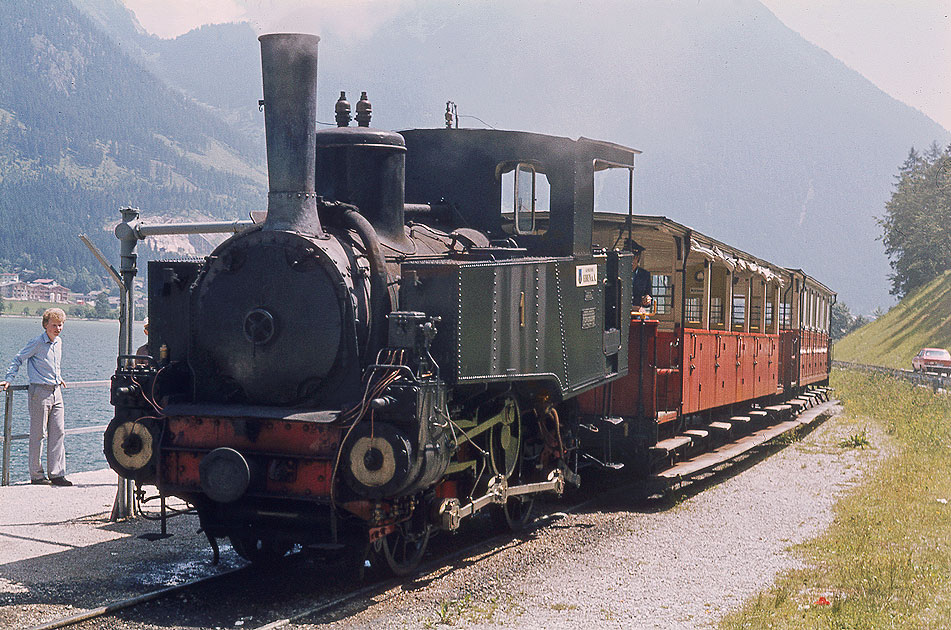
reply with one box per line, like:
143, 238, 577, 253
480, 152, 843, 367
20, 508, 576, 630
26, 399, 839, 630
833, 360, 950, 391
25, 567, 250, 630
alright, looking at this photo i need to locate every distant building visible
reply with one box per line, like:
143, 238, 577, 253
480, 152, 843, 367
0, 273, 18, 284
0, 279, 70, 303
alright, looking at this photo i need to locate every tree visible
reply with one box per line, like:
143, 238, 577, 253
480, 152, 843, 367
830, 301, 870, 341
94, 292, 113, 319
0, 295, 4, 314
879, 143, 951, 298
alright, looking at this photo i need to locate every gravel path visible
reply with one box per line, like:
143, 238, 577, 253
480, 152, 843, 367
302, 405, 886, 630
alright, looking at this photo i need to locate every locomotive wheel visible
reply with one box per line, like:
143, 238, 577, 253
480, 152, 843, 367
380, 521, 430, 577
488, 397, 522, 479
495, 494, 535, 532
229, 533, 291, 565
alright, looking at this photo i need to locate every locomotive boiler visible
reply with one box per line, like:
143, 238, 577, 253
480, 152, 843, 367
104, 32, 835, 576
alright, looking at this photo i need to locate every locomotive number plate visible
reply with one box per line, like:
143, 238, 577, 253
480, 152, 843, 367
581, 307, 597, 329
576, 264, 598, 287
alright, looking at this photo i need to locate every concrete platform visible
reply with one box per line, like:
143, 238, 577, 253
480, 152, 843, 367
0, 469, 242, 629
0, 469, 123, 565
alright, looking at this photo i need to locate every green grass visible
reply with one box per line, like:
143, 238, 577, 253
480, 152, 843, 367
1, 300, 116, 319
837, 429, 871, 449
1, 300, 70, 317
835, 270, 951, 369
720, 369, 951, 630
424, 593, 524, 627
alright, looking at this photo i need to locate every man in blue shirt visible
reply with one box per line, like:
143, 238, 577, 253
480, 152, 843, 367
0, 308, 72, 486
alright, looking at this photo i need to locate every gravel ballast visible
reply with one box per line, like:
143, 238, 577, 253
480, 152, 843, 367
303, 405, 885, 630
0, 405, 885, 630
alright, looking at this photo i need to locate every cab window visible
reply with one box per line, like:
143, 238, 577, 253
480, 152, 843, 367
501, 163, 550, 235
594, 164, 634, 214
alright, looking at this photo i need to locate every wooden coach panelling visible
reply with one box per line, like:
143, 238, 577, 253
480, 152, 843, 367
682, 330, 781, 415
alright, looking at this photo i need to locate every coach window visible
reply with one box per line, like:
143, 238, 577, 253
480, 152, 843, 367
805, 290, 811, 329
804, 290, 810, 329
749, 279, 765, 333
732, 275, 750, 332
652, 274, 673, 315
732, 294, 745, 331
684, 262, 706, 328
708, 265, 728, 330
685, 297, 701, 325
767, 282, 781, 334
710, 297, 724, 327
809, 290, 816, 329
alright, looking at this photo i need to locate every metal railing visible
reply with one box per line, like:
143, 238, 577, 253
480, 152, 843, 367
832, 360, 950, 392
1, 380, 111, 485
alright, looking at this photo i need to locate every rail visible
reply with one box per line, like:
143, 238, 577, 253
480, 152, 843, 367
1, 380, 111, 486
832, 360, 950, 392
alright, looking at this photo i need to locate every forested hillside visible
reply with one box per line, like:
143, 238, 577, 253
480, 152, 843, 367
0, 1, 265, 292
71, 0, 264, 140
834, 270, 951, 369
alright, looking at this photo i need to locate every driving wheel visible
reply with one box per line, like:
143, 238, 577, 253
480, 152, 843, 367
380, 521, 430, 576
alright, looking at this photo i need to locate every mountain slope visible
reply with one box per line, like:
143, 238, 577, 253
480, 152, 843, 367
834, 270, 951, 369
71, 0, 263, 139
0, 1, 265, 291
309, 0, 948, 314
75, 0, 949, 312
11, 0, 951, 308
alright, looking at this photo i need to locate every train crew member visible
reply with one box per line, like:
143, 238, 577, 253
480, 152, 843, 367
0, 308, 73, 486
135, 318, 149, 365
629, 239, 653, 311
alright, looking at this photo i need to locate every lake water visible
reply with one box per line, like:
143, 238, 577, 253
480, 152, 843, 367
0, 316, 146, 482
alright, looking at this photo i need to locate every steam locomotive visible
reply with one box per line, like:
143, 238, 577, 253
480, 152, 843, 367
104, 33, 834, 575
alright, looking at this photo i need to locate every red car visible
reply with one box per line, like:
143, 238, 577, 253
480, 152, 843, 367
912, 348, 951, 374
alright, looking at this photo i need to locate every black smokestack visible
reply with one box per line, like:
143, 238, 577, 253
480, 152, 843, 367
259, 33, 323, 236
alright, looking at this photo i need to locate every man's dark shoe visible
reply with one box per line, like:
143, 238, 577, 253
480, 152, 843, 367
49, 476, 73, 487
30, 478, 49, 485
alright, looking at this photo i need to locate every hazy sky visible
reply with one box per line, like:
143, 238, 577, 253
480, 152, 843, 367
122, 0, 950, 131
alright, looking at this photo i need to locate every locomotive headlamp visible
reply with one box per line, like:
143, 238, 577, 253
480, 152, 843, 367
103, 416, 159, 483
350, 437, 397, 488
342, 422, 413, 499
111, 422, 152, 470
200, 447, 251, 504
